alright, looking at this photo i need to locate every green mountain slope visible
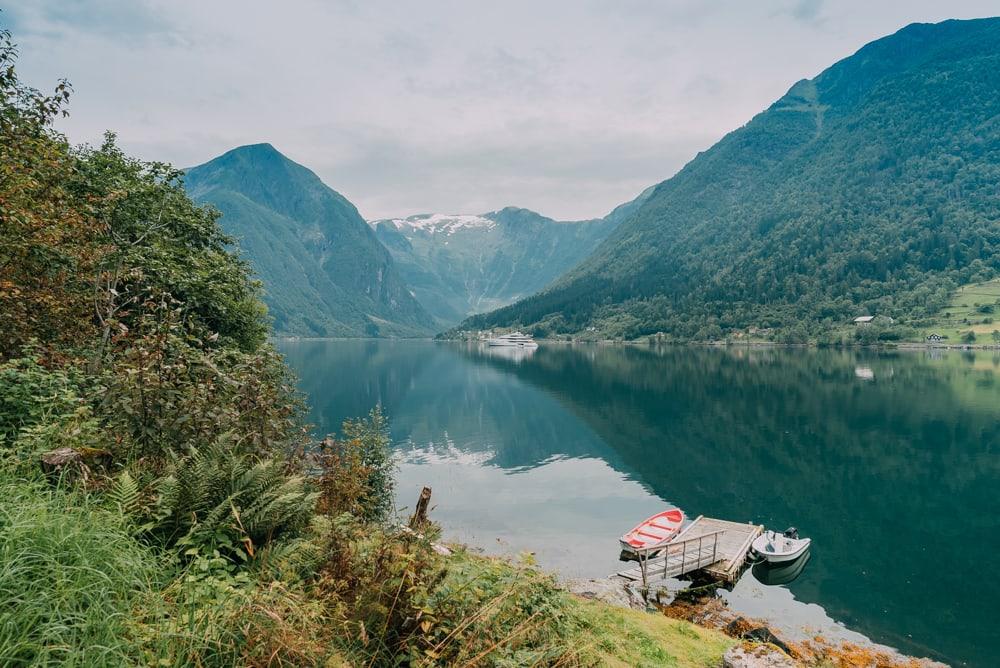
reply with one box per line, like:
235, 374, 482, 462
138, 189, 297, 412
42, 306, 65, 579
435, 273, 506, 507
184, 144, 434, 337
372, 191, 651, 327
459, 18, 1000, 341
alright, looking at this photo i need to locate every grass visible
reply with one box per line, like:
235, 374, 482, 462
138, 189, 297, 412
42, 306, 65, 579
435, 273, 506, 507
569, 598, 734, 667
918, 278, 1000, 343
0, 473, 161, 667
430, 550, 733, 667
0, 473, 734, 668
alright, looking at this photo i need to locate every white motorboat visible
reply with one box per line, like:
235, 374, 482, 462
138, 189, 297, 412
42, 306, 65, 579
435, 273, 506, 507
486, 332, 538, 348
751, 527, 811, 563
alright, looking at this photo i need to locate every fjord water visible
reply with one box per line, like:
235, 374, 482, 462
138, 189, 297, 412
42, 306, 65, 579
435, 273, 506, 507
279, 340, 999, 666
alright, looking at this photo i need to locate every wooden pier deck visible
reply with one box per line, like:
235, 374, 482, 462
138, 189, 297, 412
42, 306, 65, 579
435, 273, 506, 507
616, 516, 762, 586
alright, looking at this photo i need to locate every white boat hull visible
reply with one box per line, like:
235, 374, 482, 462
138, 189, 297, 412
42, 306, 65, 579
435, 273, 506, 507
751, 532, 811, 563
487, 341, 537, 348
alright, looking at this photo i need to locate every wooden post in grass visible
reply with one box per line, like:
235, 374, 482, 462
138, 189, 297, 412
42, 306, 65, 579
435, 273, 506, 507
409, 486, 432, 529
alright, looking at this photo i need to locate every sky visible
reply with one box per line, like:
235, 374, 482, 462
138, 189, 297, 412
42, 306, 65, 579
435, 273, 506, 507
6, 1, 999, 220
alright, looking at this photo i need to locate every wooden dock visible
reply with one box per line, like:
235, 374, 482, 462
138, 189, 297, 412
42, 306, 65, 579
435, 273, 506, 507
616, 515, 762, 586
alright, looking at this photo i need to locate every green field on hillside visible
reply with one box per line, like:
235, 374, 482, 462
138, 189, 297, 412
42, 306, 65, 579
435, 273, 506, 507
919, 278, 1000, 343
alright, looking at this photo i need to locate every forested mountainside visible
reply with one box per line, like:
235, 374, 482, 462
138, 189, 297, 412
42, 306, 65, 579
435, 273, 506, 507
458, 18, 1000, 341
372, 187, 652, 327
185, 144, 434, 337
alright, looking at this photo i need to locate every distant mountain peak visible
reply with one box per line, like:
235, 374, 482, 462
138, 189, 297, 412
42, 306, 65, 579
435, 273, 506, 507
371, 213, 498, 236
493, 206, 539, 216
211, 142, 288, 163
232, 141, 279, 153
183, 146, 435, 338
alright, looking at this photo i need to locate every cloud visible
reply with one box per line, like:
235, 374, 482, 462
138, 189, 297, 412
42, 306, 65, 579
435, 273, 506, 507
5, 0, 190, 46
790, 0, 825, 24
4, 0, 998, 219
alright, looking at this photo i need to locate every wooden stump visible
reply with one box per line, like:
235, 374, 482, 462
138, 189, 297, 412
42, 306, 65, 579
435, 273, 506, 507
409, 486, 432, 528
39, 447, 111, 484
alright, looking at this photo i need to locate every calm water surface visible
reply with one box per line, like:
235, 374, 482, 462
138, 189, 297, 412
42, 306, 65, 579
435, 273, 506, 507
279, 340, 999, 667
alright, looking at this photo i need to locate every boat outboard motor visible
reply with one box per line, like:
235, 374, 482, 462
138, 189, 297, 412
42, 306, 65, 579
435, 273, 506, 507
783, 527, 799, 539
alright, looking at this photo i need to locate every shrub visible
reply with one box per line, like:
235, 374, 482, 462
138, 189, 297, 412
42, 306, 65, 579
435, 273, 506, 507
103, 303, 306, 461
407, 550, 579, 666
135, 554, 333, 668
315, 515, 581, 667
0, 354, 90, 447
315, 407, 395, 523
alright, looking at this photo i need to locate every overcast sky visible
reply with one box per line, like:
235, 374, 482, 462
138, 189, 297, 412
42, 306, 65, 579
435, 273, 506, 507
6, 1, 998, 220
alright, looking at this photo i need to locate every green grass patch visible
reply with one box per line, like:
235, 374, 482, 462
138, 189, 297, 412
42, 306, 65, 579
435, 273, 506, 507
0, 474, 161, 667
405, 549, 734, 667
918, 278, 1000, 343
568, 598, 734, 668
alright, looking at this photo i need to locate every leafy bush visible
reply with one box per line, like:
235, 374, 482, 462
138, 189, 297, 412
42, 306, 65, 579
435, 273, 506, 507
134, 552, 333, 667
315, 514, 584, 667
0, 354, 90, 446
103, 301, 305, 461
315, 407, 395, 523
406, 551, 579, 666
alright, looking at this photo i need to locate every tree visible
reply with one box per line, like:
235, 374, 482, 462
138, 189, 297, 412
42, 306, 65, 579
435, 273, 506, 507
0, 29, 106, 357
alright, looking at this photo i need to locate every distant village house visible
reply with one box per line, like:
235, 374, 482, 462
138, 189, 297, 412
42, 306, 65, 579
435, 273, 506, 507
853, 315, 894, 326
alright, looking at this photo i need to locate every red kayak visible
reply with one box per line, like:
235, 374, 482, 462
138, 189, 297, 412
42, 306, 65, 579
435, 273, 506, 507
620, 508, 685, 552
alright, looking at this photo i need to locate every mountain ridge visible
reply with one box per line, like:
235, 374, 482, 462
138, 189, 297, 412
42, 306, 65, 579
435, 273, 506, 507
370, 193, 651, 327
456, 17, 1000, 341
185, 144, 436, 338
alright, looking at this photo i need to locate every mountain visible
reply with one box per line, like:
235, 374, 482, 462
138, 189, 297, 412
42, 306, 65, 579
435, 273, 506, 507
458, 18, 1000, 341
184, 144, 435, 337
371, 192, 651, 327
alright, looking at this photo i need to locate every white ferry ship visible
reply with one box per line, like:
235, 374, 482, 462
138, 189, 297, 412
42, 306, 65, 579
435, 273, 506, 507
486, 332, 538, 348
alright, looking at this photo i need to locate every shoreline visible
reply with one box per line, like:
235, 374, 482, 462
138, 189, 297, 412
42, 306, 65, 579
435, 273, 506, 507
559, 571, 948, 668
276, 335, 1000, 351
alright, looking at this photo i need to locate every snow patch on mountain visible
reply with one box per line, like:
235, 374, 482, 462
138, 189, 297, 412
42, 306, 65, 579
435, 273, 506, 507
370, 213, 497, 236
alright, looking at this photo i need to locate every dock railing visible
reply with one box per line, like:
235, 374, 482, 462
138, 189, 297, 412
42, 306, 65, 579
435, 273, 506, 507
630, 528, 727, 588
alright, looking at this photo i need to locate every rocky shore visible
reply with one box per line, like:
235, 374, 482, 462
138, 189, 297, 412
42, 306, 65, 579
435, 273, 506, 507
563, 577, 948, 668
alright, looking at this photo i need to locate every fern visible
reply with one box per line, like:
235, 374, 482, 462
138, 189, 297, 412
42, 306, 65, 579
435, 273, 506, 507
108, 470, 140, 515
148, 435, 317, 560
